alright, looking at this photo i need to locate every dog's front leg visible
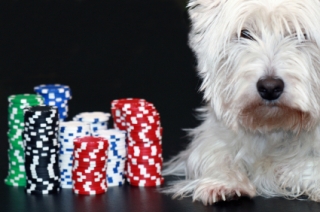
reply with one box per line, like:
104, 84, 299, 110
164, 119, 256, 205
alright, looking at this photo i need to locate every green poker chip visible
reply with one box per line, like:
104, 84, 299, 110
8, 94, 44, 104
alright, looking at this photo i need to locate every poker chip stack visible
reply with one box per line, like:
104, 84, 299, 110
34, 84, 72, 121
73, 112, 111, 133
72, 136, 109, 195
5, 94, 44, 187
111, 98, 164, 186
58, 121, 90, 188
23, 106, 61, 194
93, 129, 126, 186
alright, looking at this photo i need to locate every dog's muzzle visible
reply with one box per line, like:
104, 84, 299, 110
257, 77, 284, 100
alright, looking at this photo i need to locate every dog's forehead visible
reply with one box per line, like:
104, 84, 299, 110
221, 0, 320, 27
196, 0, 320, 40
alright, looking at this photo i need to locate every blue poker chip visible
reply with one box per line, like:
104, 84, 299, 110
34, 84, 72, 100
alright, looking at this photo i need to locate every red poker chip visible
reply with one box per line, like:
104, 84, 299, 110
127, 158, 163, 165
127, 166, 162, 174
73, 151, 108, 158
127, 163, 162, 170
127, 170, 161, 176
127, 139, 162, 146
73, 181, 107, 188
73, 143, 108, 148
73, 179, 107, 185
127, 153, 162, 161
72, 174, 107, 182
128, 151, 162, 159
128, 127, 162, 135
127, 177, 164, 187
73, 188, 107, 195
111, 98, 146, 107
73, 162, 107, 169
73, 185, 107, 190
127, 143, 162, 151
127, 132, 162, 141
127, 147, 162, 157
73, 149, 108, 155
125, 112, 159, 119
126, 123, 161, 132
127, 142, 161, 147
126, 122, 161, 129
127, 175, 163, 181
127, 165, 161, 172
72, 167, 107, 173
74, 136, 108, 145
126, 119, 160, 126
122, 107, 158, 116
126, 172, 162, 179
73, 144, 108, 151
126, 169, 162, 177
122, 102, 157, 109
127, 169, 161, 177
127, 152, 162, 159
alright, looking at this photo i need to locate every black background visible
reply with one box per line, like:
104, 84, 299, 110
1, 1, 320, 212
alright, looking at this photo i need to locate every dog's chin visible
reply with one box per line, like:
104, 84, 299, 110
239, 102, 315, 133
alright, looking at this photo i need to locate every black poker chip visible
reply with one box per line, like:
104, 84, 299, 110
24, 106, 61, 195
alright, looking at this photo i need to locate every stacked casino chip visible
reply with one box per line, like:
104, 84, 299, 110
73, 112, 111, 133
111, 98, 164, 186
111, 98, 146, 130
34, 84, 72, 121
5, 94, 44, 187
93, 129, 126, 186
23, 106, 60, 194
72, 136, 109, 195
59, 121, 90, 188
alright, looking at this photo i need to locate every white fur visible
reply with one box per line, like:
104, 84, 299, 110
163, 0, 320, 205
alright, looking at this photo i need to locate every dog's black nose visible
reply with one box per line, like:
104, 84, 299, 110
257, 77, 284, 100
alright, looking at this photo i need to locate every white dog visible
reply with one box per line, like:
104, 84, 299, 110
163, 0, 320, 205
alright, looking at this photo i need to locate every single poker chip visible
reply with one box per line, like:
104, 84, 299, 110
126, 177, 164, 187
127, 163, 162, 173
92, 129, 126, 139
127, 130, 162, 142
59, 121, 91, 134
73, 112, 111, 133
127, 145, 162, 157
111, 98, 147, 108
34, 84, 72, 100
73, 188, 107, 195
8, 94, 44, 104
73, 112, 111, 123
127, 157, 163, 165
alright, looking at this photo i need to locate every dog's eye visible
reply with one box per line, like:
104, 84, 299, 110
294, 33, 308, 40
240, 30, 255, 40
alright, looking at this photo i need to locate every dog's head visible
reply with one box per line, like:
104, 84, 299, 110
189, 0, 320, 133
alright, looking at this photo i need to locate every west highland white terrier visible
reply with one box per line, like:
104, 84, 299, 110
163, 0, 320, 205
